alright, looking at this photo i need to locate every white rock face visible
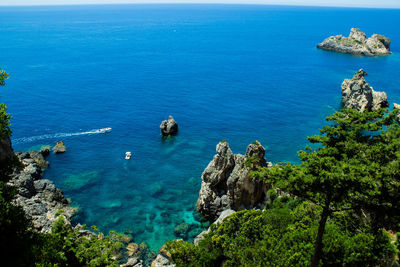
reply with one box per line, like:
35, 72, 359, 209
317, 28, 391, 56
196, 141, 269, 222
341, 69, 388, 112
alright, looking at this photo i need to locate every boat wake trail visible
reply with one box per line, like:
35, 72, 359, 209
12, 128, 109, 145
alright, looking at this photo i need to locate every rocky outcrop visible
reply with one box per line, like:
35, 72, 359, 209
160, 116, 178, 137
52, 140, 66, 153
150, 244, 176, 267
120, 257, 143, 267
341, 69, 388, 112
196, 141, 270, 222
151, 254, 175, 267
317, 28, 391, 56
7, 151, 75, 232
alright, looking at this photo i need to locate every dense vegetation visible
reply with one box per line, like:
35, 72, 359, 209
167, 108, 400, 266
0, 70, 125, 266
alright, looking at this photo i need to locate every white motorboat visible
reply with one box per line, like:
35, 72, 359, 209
125, 152, 132, 160
98, 127, 112, 133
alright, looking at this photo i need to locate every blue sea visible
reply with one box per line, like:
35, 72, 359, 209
1, 4, 399, 251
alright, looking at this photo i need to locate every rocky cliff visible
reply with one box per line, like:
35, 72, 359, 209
317, 28, 391, 56
7, 149, 75, 232
341, 69, 388, 112
196, 141, 270, 222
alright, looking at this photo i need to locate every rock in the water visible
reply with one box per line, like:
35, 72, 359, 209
29, 150, 50, 168
151, 254, 175, 267
120, 257, 143, 267
341, 69, 388, 112
150, 244, 176, 267
126, 243, 140, 257
160, 116, 178, 136
317, 28, 391, 56
52, 140, 66, 153
40, 146, 51, 157
196, 141, 269, 222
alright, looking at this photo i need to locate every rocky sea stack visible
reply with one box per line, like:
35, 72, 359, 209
196, 140, 270, 222
160, 116, 178, 137
317, 28, 391, 56
341, 69, 388, 112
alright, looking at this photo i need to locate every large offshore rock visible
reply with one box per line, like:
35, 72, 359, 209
160, 116, 178, 137
341, 69, 388, 112
196, 141, 269, 222
317, 28, 391, 56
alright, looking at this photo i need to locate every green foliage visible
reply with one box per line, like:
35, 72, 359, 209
169, 109, 400, 266
0, 68, 9, 86
0, 69, 11, 138
168, 198, 397, 266
34, 217, 124, 266
0, 182, 37, 266
0, 103, 11, 137
251, 108, 400, 265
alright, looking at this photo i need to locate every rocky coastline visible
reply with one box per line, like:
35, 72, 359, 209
8, 149, 75, 232
3, 142, 163, 267
4, 68, 398, 267
317, 28, 391, 56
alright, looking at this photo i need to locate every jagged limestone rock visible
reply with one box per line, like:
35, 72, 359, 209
341, 69, 388, 112
196, 141, 268, 222
317, 28, 391, 56
160, 116, 178, 136
8, 152, 74, 232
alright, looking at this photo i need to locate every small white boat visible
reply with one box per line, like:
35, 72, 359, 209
125, 152, 132, 160
98, 127, 112, 133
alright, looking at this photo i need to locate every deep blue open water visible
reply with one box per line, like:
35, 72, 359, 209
1, 4, 399, 250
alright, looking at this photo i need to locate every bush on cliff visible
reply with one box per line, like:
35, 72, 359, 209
34, 217, 124, 266
167, 196, 396, 266
167, 108, 400, 266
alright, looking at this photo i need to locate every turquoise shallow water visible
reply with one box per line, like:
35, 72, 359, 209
1, 4, 400, 251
